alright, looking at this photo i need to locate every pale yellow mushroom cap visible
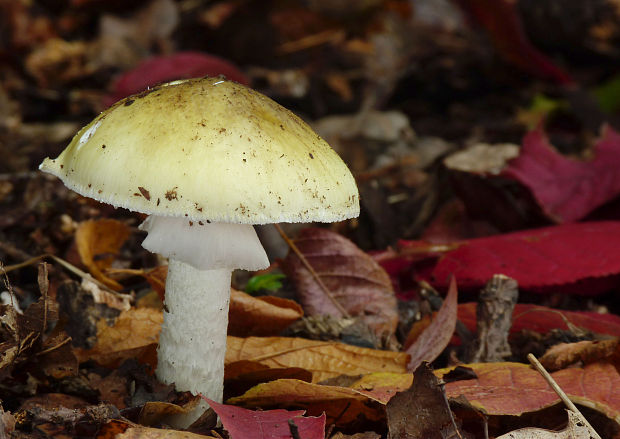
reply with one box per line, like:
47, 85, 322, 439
40, 77, 359, 224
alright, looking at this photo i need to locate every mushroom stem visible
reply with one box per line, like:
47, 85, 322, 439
157, 259, 231, 423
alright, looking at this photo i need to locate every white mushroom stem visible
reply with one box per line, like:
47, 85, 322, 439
158, 260, 230, 399
139, 216, 269, 426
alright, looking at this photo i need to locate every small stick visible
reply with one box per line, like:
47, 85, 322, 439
527, 353, 601, 439
287, 419, 302, 439
3, 253, 131, 300
274, 224, 350, 318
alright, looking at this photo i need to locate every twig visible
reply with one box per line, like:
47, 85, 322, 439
527, 353, 601, 439
288, 419, 302, 439
274, 224, 350, 318
0, 262, 16, 307
35, 336, 72, 356
3, 253, 131, 300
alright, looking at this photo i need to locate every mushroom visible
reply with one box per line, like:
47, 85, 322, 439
39, 77, 359, 425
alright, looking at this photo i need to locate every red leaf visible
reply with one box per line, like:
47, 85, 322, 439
503, 126, 620, 222
104, 51, 249, 107
406, 277, 458, 371
281, 228, 398, 339
204, 398, 325, 439
455, 0, 573, 84
458, 303, 620, 338
427, 221, 620, 294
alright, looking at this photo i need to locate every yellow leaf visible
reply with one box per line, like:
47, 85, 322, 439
75, 219, 130, 290
226, 336, 409, 382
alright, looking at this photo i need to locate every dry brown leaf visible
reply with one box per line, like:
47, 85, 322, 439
496, 410, 591, 438
226, 336, 409, 382
228, 289, 303, 337
87, 371, 128, 409
405, 277, 458, 371
540, 339, 620, 371
227, 378, 383, 426
74, 308, 162, 368
138, 400, 202, 427
387, 362, 465, 439
225, 360, 312, 399
75, 219, 130, 290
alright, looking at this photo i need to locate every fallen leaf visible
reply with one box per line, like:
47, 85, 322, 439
0, 295, 62, 380
227, 379, 383, 426
503, 126, 620, 222
37, 332, 78, 379
349, 372, 413, 404
225, 360, 312, 399
143, 265, 168, 301
87, 370, 129, 409
104, 51, 250, 107
206, 398, 326, 439
540, 339, 620, 371
75, 219, 131, 290
441, 362, 620, 421
427, 221, 620, 293
281, 228, 398, 340
138, 400, 200, 427
56, 279, 129, 349
74, 308, 162, 368
0, 406, 15, 438
496, 410, 591, 439
387, 362, 465, 439
93, 419, 134, 438
456, 0, 573, 84
20, 403, 120, 437
228, 289, 303, 337
225, 336, 409, 382
405, 277, 457, 371
458, 303, 620, 338
403, 313, 433, 350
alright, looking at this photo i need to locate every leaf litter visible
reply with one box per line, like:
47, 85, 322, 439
2, 1, 620, 437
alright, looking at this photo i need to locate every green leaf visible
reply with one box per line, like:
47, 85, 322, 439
245, 273, 286, 295
593, 75, 620, 113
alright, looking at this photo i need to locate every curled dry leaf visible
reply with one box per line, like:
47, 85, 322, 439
387, 362, 465, 439
540, 339, 620, 371
227, 378, 383, 426
228, 289, 303, 337
74, 308, 163, 368
0, 295, 71, 380
225, 336, 409, 383
225, 360, 312, 399
405, 277, 457, 371
138, 400, 202, 427
496, 410, 591, 439
281, 228, 398, 340
75, 219, 131, 290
